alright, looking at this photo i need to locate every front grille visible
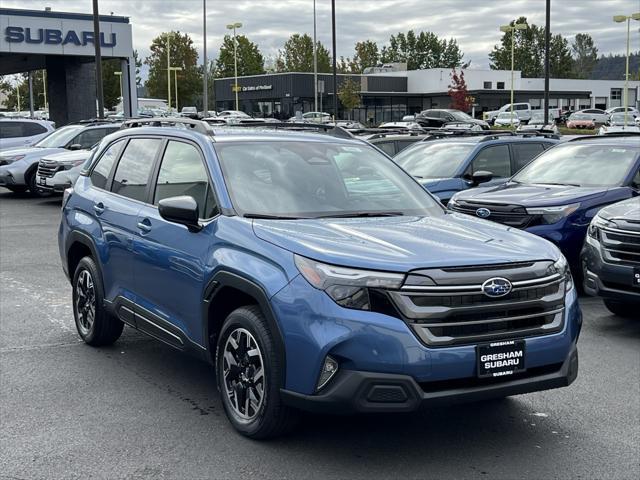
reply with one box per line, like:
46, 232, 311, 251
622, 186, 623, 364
387, 260, 566, 346
451, 200, 536, 228
37, 160, 63, 178
601, 227, 640, 265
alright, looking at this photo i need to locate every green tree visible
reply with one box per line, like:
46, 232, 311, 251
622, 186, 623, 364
278, 34, 331, 72
350, 40, 380, 73
101, 59, 123, 110
144, 31, 202, 109
489, 17, 574, 78
380, 30, 463, 69
133, 50, 143, 86
338, 77, 361, 119
571, 33, 598, 79
215, 34, 265, 78
1, 72, 46, 111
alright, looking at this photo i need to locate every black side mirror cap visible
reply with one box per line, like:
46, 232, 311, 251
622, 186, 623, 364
158, 195, 202, 232
471, 170, 493, 185
69, 144, 83, 150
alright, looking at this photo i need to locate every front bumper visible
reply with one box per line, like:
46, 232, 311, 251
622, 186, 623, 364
0, 172, 16, 187
282, 344, 578, 414
582, 236, 640, 303
34, 174, 70, 193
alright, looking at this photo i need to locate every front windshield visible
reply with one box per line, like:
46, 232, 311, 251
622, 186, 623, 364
530, 112, 545, 123
569, 114, 590, 121
498, 112, 516, 119
394, 142, 474, 178
610, 114, 629, 125
512, 144, 639, 187
215, 141, 444, 218
36, 125, 84, 148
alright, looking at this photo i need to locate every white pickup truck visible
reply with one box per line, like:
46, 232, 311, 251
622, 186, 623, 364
485, 103, 561, 124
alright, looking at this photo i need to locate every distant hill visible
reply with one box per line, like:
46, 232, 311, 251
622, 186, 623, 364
590, 52, 639, 80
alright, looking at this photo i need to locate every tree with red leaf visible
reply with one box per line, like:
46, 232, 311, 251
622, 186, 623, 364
448, 68, 472, 112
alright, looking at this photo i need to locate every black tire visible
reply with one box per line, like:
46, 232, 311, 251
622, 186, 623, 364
603, 299, 639, 319
216, 305, 298, 439
26, 170, 52, 198
5, 185, 28, 194
72, 256, 123, 346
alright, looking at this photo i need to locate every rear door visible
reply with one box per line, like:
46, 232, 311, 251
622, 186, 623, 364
132, 139, 219, 347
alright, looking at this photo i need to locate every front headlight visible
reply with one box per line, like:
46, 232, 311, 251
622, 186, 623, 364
526, 203, 580, 224
0, 155, 26, 164
294, 255, 404, 310
549, 255, 573, 292
587, 214, 615, 240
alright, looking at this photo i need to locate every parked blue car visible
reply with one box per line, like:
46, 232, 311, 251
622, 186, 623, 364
394, 133, 558, 204
449, 135, 640, 279
59, 118, 581, 439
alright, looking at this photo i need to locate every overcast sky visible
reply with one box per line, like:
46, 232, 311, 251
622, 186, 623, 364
4, 0, 639, 77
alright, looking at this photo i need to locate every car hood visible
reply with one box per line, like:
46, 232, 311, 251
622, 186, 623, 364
41, 149, 91, 163
453, 182, 608, 207
598, 197, 640, 222
0, 146, 65, 159
417, 177, 458, 192
252, 214, 560, 272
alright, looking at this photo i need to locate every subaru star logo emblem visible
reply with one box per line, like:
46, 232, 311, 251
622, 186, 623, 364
482, 277, 513, 298
476, 207, 491, 218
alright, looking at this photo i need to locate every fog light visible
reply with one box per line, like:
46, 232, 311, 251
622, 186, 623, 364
316, 356, 338, 391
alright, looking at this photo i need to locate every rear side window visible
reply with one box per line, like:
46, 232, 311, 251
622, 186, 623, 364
472, 144, 511, 178
396, 140, 419, 153
111, 138, 162, 202
73, 128, 115, 149
90, 140, 125, 189
22, 122, 48, 136
375, 141, 396, 157
0, 121, 46, 138
512, 143, 546, 171
153, 141, 218, 219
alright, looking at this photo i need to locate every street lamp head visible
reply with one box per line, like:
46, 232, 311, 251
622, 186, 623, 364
226, 22, 242, 29
500, 25, 510, 33
631, 13, 640, 21
513, 23, 527, 30
613, 15, 627, 22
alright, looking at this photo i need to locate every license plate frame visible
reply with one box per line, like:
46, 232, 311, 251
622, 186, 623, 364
633, 267, 640, 288
477, 340, 526, 378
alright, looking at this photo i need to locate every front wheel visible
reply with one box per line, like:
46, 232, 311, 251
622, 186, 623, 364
603, 299, 639, 319
216, 306, 297, 439
27, 171, 52, 198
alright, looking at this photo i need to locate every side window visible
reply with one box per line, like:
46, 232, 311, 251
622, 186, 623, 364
73, 128, 111, 149
512, 143, 546, 172
472, 145, 511, 178
516, 104, 528, 110
376, 141, 397, 157
111, 138, 162, 201
154, 141, 218, 219
0, 121, 23, 138
631, 168, 640, 189
22, 122, 48, 136
89, 140, 125, 189
396, 140, 418, 152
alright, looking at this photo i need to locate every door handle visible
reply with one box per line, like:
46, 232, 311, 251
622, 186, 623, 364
94, 202, 105, 215
137, 218, 152, 233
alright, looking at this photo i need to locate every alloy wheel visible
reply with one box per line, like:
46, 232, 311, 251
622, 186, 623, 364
222, 328, 266, 420
75, 269, 96, 336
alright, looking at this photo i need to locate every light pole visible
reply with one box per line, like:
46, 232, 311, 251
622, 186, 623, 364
500, 22, 527, 127
313, 0, 318, 112
226, 22, 243, 111
170, 67, 182, 111
42, 70, 48, 112
114, 71, 123, 109
613, 12, 640, 127
203, 0, 208, 114
167, 33, 172, 111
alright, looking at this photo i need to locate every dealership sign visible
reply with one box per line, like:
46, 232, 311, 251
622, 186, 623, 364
0, 11, 132, 58
241, 85, 273, 92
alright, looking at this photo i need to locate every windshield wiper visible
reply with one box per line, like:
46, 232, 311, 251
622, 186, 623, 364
538, 182, 581, 187
243, 213, 306, 220
315, 211, 404, 219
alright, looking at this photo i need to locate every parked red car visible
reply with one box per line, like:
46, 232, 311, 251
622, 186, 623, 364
566, 113, 596, 129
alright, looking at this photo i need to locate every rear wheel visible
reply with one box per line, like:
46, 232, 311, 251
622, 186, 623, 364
603, 299, 639, 319
5, 185, 28, 194
72, 256, 123, 346
216, 305, 297, 439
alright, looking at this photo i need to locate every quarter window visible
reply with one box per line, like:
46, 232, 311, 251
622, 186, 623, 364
111, 138, 161, 201
154, 141, 218, 218
90, 140, 125, 190
472, 145, 511, 178
375, 141, 397, 157
512, 143, 546, 172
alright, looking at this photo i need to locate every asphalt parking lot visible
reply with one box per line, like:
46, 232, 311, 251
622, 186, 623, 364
1, 190, 639, 480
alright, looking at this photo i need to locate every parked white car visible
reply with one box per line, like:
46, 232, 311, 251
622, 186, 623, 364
598, 113, 640, 135
516, 111, 559, 134
378, 121, 423, 131
605, 106, 639, 118
486, 103, 561, 123
575, 108, 610, 124
0, 118, 55, 150
35, 148, 94, 193
288, 111, 332, 123
494, 112, 521, 127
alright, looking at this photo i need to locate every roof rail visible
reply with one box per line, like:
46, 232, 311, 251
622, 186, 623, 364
568, 132, 640, 142
76, 118, 121, 124
221, 121, 353, 139
120, 117, 214, 136
516, 131, 561, 140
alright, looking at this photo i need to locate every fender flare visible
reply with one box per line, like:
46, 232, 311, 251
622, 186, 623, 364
64, 230, 102, 280
202, 270, 287, 383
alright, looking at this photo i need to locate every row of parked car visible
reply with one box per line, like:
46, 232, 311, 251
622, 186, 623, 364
2, 115, 637, 439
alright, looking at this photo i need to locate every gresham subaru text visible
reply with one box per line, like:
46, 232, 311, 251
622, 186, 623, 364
58, 118, 581, 439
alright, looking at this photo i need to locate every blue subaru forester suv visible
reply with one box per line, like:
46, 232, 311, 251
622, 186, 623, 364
59, 118, 581, 438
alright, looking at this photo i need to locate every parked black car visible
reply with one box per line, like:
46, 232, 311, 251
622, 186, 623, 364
362, 131, 430, 157
416, 109, 490, 130
582, 197, 640, 317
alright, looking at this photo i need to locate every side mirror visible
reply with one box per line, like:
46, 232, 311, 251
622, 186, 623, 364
158, 195, 202, 232
69, 144, 83, 151
471, 170, 493, 185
